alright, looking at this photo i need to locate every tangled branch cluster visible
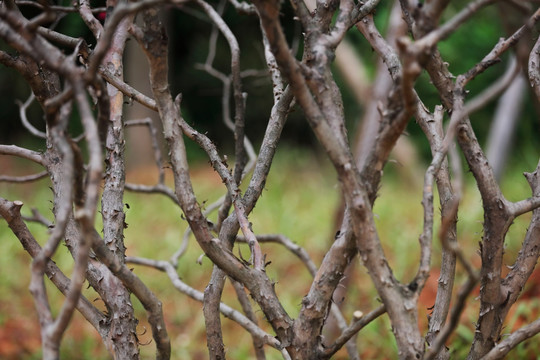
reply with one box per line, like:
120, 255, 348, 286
1, 0, 540, 359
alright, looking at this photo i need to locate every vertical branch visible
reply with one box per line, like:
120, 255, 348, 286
137, 9, 296, 355
0, 10, 102, 354
230, 280, 266, 360
29, 100, 74, 359
496, 161, 540, 339
78, 0, 104, 40
528, 35, 540, 101
203, 268, 227, 359
416, 105, 459, 359
189, 3, 253, 352
254, 0, 428, 357
90, 231, 172, 359
98, 2, 140, 356
194, 0, 247, 184
43, 104, 90, 351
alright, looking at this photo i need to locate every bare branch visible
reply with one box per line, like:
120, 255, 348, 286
509, 196, 540, 217
30, 103, 78, 353
171, 195, 224, 266
90, 231, 171, 359
77, 0, 104, 40
87, 0, 188, 79
125, 256, 284, 350
138, 7, 296, 354
100, 67, 158, 111
0, 171, 48, 183
22, 207, 53, 227
3, 0, 540, 357
230, 280, 267, 360
482, 318, 540, 360
326, 0, 381, 48
96, 10, 141, 356
465, 56, 521, 115
0, 198, 107, 339
237, 234, 317, 275
194, 0, 247, 185
424, 275, 479, 360
321, 305, 386, 359
528, 32, 540, 101
413, 0, 498, 51
125, 183, 179, 205
460, 7, 540, 88
0, 145, 44, 165
16, 92, 46, 139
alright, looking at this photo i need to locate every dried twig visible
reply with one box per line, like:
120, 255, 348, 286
124, 256, 283, 350
16, 92, 46, 139
0, 171, 48, 183
321, 305, 386, 359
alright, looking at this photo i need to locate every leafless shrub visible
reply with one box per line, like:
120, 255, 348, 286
1, 0, 540, 359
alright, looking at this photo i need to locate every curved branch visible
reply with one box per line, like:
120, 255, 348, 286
459, 7, 540, 88
0, 145, 44, 165
91, 231, 171, 359
194, 0, 247, 184
465, 56, 521, 115
0, 171, 48, 183
0, 198, 108, 347
424, 275, 479, 360
509, 196, 540, 218
413, 0, 497, 52
482, 318, 540, 360
320, 305, 386, 359
16, 92, 46, 139
125, 256, 284, 350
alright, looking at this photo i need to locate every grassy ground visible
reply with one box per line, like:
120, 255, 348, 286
1, 148, 539, 359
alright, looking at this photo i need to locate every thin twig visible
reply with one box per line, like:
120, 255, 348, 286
413, 0, 498, 51
125, 183, 179, 205
0, 171, 48, 183
16, 92, 46, 138
482, 318, 540, 360
22, 207, 53, 227
465, 56, 521, 115
171, 195, 224, 267
125, 256, 283, 350
321, 305, 386, 358
125, 118, 165, 184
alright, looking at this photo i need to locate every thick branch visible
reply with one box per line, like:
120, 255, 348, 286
138, 7, 295, 354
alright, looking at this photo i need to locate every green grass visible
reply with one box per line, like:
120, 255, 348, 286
1, 149, 539, 359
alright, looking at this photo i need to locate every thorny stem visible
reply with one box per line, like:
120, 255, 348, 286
3, 0, 540, 359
